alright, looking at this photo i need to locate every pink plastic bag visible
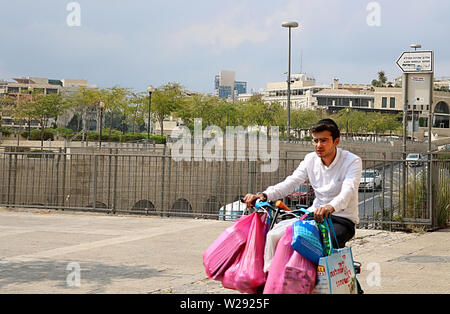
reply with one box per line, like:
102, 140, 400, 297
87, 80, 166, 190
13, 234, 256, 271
221, 212, 267, 293
203, 212, 255, 280
263, 225, 294, 294
263, 223, 317, 294
221, 250, 257, 294
283, 251, 316, 294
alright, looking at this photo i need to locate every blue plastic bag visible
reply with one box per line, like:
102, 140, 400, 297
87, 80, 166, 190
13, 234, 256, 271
291, 219, 324, 264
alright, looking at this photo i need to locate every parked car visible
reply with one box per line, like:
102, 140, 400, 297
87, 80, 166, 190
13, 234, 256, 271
287, 184, 315, 206
359, 169, 382, 191
406, 153, 423, 167
218, 200, 247, 221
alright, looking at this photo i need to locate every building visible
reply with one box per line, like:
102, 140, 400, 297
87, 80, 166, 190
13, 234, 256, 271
313, 78, 449, 141
214, 70, 247, 102
313, 78, 379, 113
0, 76, 97, 130
238, 73, 325, 110
434, 77, 450, 91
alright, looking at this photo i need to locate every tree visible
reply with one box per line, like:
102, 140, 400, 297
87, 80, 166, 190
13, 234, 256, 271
0, 96, 16, 128
124, 91, 147, 133
152, 82, 185, 135
371, 70, 388, 87
63, 86, 100, 134
16, 93, 67, 147
291, 109, 319, 133
378, 71, 387, 86
333, 109, 367, 136
99, 86, 130, 135
239, 95, 285, 128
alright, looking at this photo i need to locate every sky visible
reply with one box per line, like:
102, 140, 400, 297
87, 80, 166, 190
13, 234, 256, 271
1, 0, 450, 94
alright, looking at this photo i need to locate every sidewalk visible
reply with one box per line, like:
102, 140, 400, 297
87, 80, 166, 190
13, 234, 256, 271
0, 208, 448, 294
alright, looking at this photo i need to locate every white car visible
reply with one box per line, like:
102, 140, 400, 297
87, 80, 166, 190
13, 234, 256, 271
218, 200, 248, 221
359, 169, 382, 191
406, 153, 423, 167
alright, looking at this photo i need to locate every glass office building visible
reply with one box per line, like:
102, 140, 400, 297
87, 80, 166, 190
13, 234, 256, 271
214, 71, 247, 101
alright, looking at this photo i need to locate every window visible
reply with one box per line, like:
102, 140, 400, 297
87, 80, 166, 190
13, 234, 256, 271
433, 101, 449, 128
390, 97, 395, 108
318, 98, 327, 106
381, 97, 387, 108
419, 117, 427, 127
360, 99, 370, 108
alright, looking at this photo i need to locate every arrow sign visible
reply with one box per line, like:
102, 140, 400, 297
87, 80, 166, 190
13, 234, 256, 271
396, 51, 433, 73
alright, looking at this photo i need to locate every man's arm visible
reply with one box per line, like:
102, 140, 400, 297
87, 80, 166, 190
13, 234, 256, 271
262, 158, 309, 201
243, 158, 309, 208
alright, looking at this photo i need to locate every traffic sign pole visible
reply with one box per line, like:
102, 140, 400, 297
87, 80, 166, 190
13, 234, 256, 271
396, 48, 436, 229
402, 72, 408, 216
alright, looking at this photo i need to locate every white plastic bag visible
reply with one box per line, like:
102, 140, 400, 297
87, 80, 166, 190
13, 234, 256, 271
263, 218, 297, 273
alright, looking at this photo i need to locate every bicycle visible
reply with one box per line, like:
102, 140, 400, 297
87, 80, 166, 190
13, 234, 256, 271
241, 198, 363, 294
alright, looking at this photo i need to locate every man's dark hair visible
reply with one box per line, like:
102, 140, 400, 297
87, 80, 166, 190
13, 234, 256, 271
311, 118, 340, 140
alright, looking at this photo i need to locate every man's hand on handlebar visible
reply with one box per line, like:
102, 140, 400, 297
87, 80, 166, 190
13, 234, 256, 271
243, 193, 267, 208
314, 204, 335, 222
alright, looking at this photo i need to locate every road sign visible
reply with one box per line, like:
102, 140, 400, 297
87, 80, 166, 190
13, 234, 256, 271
396, 51, 433, 73
407, 73, 432, 106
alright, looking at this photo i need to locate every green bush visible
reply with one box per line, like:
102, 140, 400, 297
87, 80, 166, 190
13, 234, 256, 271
55, 127, 74, 138
21, 129, 55, 141
85, 131, 116, 142
107, 134, 120, 142
120, 132, 146, 142
26, 149, 55, 159
150, 134, 167, 144
0, 127, 14, 136
61, 129, 166, 144
87, 132, 100, 141
103, 128, 122, 137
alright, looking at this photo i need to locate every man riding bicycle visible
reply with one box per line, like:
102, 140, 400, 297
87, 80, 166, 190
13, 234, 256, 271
244, 118, 362, 249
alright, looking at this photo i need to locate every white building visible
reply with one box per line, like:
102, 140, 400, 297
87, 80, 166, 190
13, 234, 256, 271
238, 73, 326, 109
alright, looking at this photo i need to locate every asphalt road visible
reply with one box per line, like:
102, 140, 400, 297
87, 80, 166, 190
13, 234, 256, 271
357, 162, 430, 220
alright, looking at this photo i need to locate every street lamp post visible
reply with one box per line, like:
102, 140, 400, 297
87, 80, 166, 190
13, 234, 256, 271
410, 44, 421, 51
147, 85, 154, 141
282, 21, 299, 143
98, 101, 105, 148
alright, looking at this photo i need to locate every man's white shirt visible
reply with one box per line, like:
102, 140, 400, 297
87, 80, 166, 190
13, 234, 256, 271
263, 148, 362, 224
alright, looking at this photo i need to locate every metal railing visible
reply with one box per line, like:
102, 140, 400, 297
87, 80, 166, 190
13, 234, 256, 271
0, 149, 448, 231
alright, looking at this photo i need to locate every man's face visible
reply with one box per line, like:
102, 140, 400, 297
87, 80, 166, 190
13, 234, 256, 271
312, 130, 340, 159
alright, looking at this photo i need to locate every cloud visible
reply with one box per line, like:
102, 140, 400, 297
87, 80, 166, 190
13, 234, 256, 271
169, 3, 270, 54
174, 22, 269, 53
167, 0, 315, 54
1, 0, 450, 94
